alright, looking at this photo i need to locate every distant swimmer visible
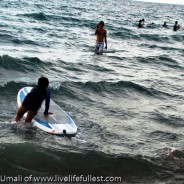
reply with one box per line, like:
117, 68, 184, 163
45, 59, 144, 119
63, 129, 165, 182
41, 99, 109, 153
162, 21, 167, 28
141, 18, 145, 25
138, 19, 144, 28
173, 21, 180, 31
138, 20, 143, 28
95, 21, 107, 55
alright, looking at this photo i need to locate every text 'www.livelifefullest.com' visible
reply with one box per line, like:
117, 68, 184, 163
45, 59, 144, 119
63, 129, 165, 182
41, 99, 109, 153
0, 175, 122, 183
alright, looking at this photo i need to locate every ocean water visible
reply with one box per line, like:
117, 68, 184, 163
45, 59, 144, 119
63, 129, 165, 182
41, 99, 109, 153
0, 0, 184, 183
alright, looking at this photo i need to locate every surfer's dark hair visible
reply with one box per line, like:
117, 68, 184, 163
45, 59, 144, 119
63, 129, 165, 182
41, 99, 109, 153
38, 77, 49, 88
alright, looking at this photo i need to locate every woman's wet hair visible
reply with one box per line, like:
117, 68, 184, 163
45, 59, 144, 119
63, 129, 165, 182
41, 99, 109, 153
99, 21, 105, 26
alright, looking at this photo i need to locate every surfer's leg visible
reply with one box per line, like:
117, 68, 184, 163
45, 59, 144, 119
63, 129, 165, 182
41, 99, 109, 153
14, 106, 27, 122
25, 110, 36, 123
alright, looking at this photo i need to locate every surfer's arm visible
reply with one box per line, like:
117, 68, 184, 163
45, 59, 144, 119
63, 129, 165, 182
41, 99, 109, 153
104, 31, 107, 49
44, 89, 51, 115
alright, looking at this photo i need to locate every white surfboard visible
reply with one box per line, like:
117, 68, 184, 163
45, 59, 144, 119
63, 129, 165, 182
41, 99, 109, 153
17, 87, 77, 136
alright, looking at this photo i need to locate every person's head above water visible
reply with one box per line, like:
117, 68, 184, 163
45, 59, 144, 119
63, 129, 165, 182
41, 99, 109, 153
99, 21, 105, 26
38, 77, 49, 88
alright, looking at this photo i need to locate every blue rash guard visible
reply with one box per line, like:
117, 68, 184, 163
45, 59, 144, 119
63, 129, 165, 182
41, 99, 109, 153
22, 86, 51, 114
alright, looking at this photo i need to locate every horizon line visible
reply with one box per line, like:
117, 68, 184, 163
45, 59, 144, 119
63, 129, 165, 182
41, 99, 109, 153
133, 0, 184, 5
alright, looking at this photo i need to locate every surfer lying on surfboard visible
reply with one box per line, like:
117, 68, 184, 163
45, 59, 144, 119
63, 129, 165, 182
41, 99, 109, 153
13, 77, 53, 124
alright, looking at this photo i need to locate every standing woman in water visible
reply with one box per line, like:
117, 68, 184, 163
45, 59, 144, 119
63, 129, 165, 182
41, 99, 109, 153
95, 21, 107, 55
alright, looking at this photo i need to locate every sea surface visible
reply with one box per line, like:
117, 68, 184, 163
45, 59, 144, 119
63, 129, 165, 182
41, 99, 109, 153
0, 0, 184, 183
